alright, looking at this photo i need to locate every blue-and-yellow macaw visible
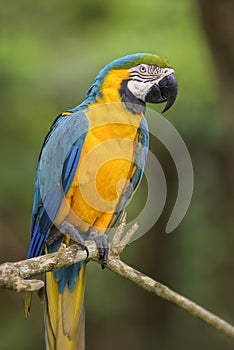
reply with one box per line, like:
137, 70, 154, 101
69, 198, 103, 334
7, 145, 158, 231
25, 53, 178, 350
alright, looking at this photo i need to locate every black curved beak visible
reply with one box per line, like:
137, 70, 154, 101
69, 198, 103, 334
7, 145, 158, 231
145, 73, 178, 113
159, 73, 178, 112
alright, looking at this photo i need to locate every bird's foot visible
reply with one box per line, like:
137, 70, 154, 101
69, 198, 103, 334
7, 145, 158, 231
46, 221, 89, 259
88, 231, 109, 268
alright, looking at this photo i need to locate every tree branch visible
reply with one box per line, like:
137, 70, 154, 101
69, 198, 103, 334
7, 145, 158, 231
0, 213, 234, 340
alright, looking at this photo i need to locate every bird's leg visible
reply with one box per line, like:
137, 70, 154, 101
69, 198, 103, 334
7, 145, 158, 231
88, 231, 109, 268
46, 221, 89, 258
45, 231, 63, 246
58, 221, 89, 258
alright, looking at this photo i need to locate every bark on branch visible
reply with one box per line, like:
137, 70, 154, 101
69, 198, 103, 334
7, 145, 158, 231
0, 212, 234, 340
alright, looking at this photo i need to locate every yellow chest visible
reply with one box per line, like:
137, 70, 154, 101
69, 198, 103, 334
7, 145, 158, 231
57, 104, 142, 232
56, 68, 143, 232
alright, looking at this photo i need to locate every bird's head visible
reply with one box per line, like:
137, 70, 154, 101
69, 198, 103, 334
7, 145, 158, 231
91, 53, 178, 114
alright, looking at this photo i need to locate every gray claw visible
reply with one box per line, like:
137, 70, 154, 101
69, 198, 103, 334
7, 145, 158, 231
88, 232, 109, 268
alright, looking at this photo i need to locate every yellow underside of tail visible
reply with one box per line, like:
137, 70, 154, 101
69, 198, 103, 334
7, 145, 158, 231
45, 263, 86, 350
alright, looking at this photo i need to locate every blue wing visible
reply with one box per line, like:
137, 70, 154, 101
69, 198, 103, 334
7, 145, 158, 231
111, 116, 149, 226
27, 111, 89, 259
130, 115, 149, 190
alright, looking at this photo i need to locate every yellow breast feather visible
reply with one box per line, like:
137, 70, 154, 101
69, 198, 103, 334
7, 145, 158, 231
56, 69, 142, 233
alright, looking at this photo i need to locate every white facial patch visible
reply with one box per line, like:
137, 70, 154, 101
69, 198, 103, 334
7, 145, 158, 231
127, 79, 153, 101
127, 65, 174, 101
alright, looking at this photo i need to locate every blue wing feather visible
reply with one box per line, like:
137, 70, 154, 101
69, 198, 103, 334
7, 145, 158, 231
62, 145, 83, 193
27, 110, 89, 259
130, 115, 149, 189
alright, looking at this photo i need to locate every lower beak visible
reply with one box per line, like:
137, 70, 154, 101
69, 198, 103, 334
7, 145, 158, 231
145, 73, 178, 113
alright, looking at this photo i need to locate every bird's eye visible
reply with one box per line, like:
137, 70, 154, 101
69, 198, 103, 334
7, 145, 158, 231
139, 66, 147, 73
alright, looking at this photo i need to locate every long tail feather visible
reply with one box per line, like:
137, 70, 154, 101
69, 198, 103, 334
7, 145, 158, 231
45, 263, 86, 350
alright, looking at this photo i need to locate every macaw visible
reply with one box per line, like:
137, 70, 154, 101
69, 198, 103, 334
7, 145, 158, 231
25, 53, 178, 350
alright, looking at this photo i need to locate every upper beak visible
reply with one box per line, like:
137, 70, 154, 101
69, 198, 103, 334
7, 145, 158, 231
145, 72, 178, 113
159, 73, 178, 113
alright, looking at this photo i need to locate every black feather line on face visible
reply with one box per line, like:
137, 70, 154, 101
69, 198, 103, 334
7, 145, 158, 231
119, 80, 146, 115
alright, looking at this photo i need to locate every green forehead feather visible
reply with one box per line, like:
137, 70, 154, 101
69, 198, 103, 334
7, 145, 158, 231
97, 53, 171, 82
110, 53, 171, 70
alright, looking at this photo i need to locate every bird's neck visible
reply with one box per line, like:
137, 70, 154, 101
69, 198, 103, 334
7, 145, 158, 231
70, 69, 146, 116
95, 69, 146, 115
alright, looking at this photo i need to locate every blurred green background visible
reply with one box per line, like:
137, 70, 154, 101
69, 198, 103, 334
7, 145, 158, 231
1, 0, 234, 349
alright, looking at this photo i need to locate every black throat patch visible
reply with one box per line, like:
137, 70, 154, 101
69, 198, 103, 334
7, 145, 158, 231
119, 80, 146, 115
